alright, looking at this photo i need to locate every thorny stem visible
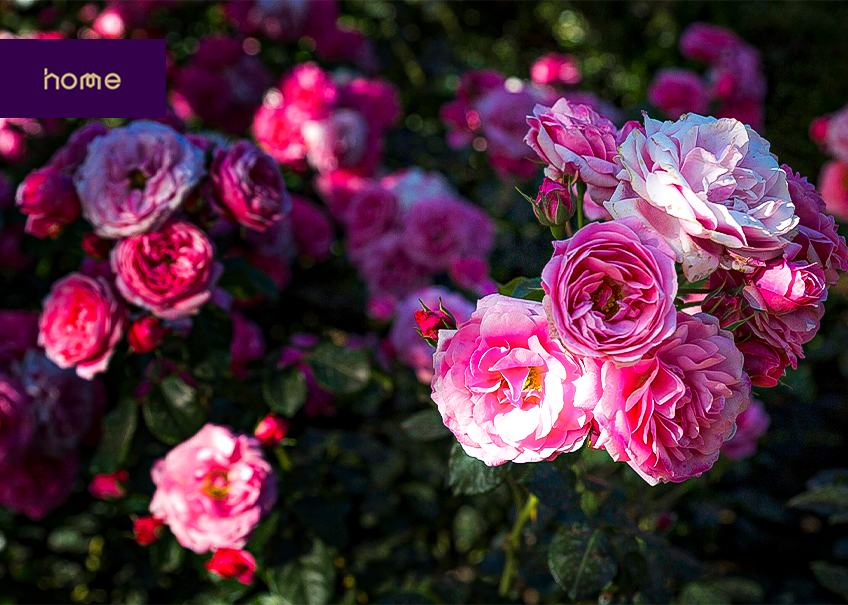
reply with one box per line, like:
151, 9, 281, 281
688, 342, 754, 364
498, 489, 539, 597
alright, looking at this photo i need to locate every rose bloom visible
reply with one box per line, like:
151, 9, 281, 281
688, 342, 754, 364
38, 272, 126, 380
824, 103, 848, 164
302, 109, 369, 174
541, 217, 678, 366
530, 53, 581, 86
606, 113, 798, 281
647, 68, 710, 120
344, 184, 399, 260
74, 121, 205, 239
128, 316, 167, 354
16, 166, 81, 239
816, 160, 848, 224
592, 312, 751, 485
112, 220, 224, 320
210, 140, 291, 232
389, 287, 475, 384
432, 294, 602, 466
289, 195, 334, 262
206, 548, 256, 584
722, 397, 770, 460
679, 22, 742, 65
742, 258, 826, 316
133, 516, 165, 546
357, 232, 431, 301
149, 424, 278, 553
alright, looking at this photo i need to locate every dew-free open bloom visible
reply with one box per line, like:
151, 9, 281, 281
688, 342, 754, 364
541, 217, 678, 366
606, 113, 797, 281
112, 220, 224, 320
74, 121, 205, 239
149, 424, 277, 553
592, 312, 750, 484
38, 273, 125, 380
432, 294, 602, 466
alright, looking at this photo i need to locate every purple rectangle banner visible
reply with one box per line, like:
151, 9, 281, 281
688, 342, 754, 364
0, 39, 165, 119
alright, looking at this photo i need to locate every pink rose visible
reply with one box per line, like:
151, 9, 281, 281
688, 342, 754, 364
606, 113, 797, 281
432, 294, 602, 465
816, 160, 848, 224
525, 98, 620, 190
449, 257, 498, 297
532, 177, 574, 227
722, 397, 770, 460
593, 312, 750, 484
357, 233, 431, 300
679, 23, 742, 65
206, 548, 256, 585
128, 316, 167, 354
742, 258, 826, 315
230, 311, 265, 379
344, 184, 398, 259
254, 414, 289, 447
290, 195, 334, 262
210, 141, 291, 232
149, 424, 277, 553
302, 109, 369, 174
74, 121, 205, 239
16, 167, 81, 239
390, 287, 474, 384
541, 217, 678, 366
112, 220, 223, 320
530, 53, 581, 86
38, 272, 125, 380
824, 103, 848, 164
647, 68, 710, 120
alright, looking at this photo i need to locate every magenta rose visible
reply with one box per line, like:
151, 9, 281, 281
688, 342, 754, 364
38, 272, 125, 380
357, 232, 431, 300
541, 217, 678, 366
530, 53, 581, 86
389, 287, 475, 384
16, 167, 81, 239
230, 311, 266, 379
679, 23, 742, 65
607, 113, 797, 281
525, 98, 620, 190
592, 312, 751, 484
289, 195, 334, 262
647, 68, 710, 120
111, 220, 224, 320
210, 141, 291, 232
432, 294, 602, 466
302, 109, 369, 174
344, 184, 399, 260
149, 424, 278, 553
74, 121, 205, 239
742, 258, 826, 315
722, 397, 770, 460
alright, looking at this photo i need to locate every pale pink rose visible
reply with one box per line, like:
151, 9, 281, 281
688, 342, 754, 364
541, 217, 678, 366
679, 23, 742, 65
38, 273, 126, 380
210, 140, 291, 232
0, 310, 39, 363
302, 109, 369, 174
0, 373, 32, 463
149, 424, 277, 553
432, 294, 602, 466
0, 449, 79, 520
722, 397, 770, 460
344, 184, 398, 260
824, 103, 848, 164
786, 165, 848, 287
742, 258, 826, 315
402, 197, 495, 272
816, 160, 848, 224
389, 287, 475, 384
74, 121, 205, 239
16, 166, 81, 239
230, 311, 265, 379
289, 195, 334, 262
606, 113, 798, 281
111, 220, 224, 320
647, 68, 710, 120
525, 98, 620, 190
593, 312, 750, 485
530, 53, 581, 86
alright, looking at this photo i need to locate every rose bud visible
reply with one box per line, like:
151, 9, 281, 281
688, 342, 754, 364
89, 469, 129, 500
254, 413, 289, 447
16, 167, 81, 239
206, 548, 256, 585
81, 233, 113, 260
128, 316, 168, 354
414, 299, 457, 346
133, 516, 165, 546
533, 177, 574, 228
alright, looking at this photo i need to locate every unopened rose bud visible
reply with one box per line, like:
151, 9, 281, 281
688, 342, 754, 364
128, 316, 167, 354
88, 469, 129, 500
81, 232, 112, 260
254, 413, 289, 447
533, 178, 574, 227
414, 301, 457, 346
206, 548, 256, 585
133, 516, 165, 546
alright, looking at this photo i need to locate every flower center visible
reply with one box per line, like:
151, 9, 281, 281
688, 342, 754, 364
523, 366, 542, 392
129, 169, 148, 190
203, 469, 229, 500
591, 278, 623, 320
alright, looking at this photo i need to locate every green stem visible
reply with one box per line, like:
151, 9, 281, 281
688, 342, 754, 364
498, 492, 539, 597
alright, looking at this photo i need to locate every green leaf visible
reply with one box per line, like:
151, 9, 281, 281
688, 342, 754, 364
678, 582, 730, 605
786, 483, 848, 518
306, 342, 370, 395
263, 369, 308, 417
267, 540, 336, 605
91, 397, 138, 473
143, 376, 207, 445
267, 563, 306, 605
548, 524, 617, 601
447, 443, 508, 496
150, 534, 185, 574
498, 276, 544, 301
401, 409, 450, 441
249, 595, 285, 605
811, 561, 848, 600
220, 256, 280, 302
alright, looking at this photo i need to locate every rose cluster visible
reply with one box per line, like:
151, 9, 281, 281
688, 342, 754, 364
430, 102, 847, 484
810, 102, 848, 223
647, 22, 767, 131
